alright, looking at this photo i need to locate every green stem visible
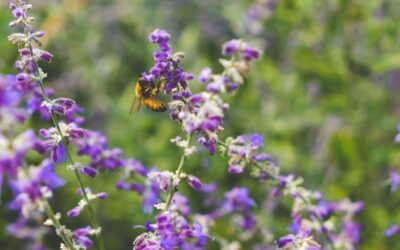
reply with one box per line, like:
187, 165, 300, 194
26, 43, 106, 250
164, 133, 192, 210
43, 199, 76, 249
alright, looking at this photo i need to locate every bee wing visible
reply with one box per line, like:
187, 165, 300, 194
129, 97, 141, 114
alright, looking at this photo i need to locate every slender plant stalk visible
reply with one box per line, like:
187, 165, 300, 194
26, 44, 106, 250
42, 199, 76, 249
164, 133, 192, 210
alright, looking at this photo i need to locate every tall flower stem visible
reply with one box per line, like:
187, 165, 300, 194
26, 44, 106, 250
164, 132, 192, 211
42, 199, 76, 249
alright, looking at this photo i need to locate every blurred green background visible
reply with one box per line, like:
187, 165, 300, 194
1, 0, 400, 249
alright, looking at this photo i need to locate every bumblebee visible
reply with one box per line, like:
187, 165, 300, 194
129, 77, 167, 113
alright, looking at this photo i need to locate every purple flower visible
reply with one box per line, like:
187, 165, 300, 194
149, 29, 170, 44
225, 133, 274, 179
148, 171, 177, 192
67, 188, 107, 218
143, 181, 159, 214
73, 226, 95, 249
390, 171, 400, 192
222, 40, 240, 56
40, 123, 87, 164
7, 216, 48, 250
133, 232, 161, 250
38, 159, 65, 189
8, 159, 64, 216
395, 124, 400, 144
342, 219, 362, 244
250, 133, 264, 148
242, 46, 260, 61
51, 143, 65, 163
38, 50, 53, 63
170, 193, 191, 216
186, 175, 202, 190
80, 166, 98, 178
277, 230, 320, 250
133, 212, 208, 249
75, 131, 123, 172
385, 225, 400, 237
12, 7, 23, 18
228, 164, 244, 174
198, 67, 212, 84
220, 187, 255, 213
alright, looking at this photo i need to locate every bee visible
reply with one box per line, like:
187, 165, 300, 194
129, 77, 167, 113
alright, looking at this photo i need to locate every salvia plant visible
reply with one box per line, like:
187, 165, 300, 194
2, 0, 398, 250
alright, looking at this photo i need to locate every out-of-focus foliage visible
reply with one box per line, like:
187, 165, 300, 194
1, 0, 400, 249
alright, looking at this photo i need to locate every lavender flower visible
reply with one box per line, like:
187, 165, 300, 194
8, 159, 64, 216
74, 131, 124, 176
389, 171, 400, 192
7, 216, 48, 250
277, 230, 320, 250
395, 124, 400, 144
67, 188, 107, 217
146, 28, 193, 94
73, 226, 102, 249
133, 211, 208, 250
7, 1, 106, 248
39, 122, 87, 163
223, 134, 274, 177
132, 29, 261, 249
220, 133, 363, 248
385, 225, 400, 237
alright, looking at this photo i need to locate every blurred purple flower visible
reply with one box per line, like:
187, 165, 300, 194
385, 225, 400, 237
390, 171, 400, 192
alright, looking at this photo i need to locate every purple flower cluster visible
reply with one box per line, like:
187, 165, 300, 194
213, 187, 257, 230
133, 211, 207, 250
130, 29, 265, 249
0, 72, 61, 249
224, 133, 274, 175
67, 188, 107, 217
3, 1, 372, 249
199, 39, 260, 94
74, 131, 124, 177
277, 230, 320, 250
39, 122, 87, 163
8, 159, 64, 216
5, 1, 113, 248
7, 216, 48, 250
73, 226, 98, 249
146, 29, 194, 94
222, 133, 363, 249
171, 44, 259, 156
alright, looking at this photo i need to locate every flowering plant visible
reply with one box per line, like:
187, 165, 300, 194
3, 0, 400, 249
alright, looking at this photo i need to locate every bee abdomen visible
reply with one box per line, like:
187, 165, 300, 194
142, 98, 167, 112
